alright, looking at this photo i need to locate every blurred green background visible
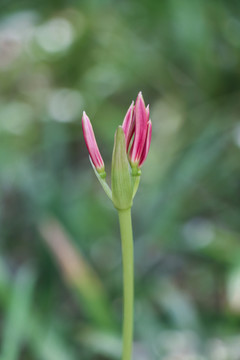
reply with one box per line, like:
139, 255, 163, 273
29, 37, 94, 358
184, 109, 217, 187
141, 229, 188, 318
1, 0, 240, 359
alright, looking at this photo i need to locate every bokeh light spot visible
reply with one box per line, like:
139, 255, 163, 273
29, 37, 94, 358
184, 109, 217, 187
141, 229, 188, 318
48, 88, 83, 122
35, 18, 74, 53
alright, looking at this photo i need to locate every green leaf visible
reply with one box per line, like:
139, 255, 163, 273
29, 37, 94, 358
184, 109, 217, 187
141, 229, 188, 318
111, 126, 132, 210
1, 267, 35, 360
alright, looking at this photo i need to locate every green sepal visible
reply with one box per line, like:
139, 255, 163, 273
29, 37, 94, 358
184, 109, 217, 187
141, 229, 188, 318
132, 173, 141, 199
111, 126, 133, 210
89, 156, 112, 200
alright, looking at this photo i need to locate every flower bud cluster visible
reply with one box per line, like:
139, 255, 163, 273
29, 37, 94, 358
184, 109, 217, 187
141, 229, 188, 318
82, 92, 152, 209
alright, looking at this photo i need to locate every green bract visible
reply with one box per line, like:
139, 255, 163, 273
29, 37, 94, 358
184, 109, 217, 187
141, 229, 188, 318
111, 127, 133, 210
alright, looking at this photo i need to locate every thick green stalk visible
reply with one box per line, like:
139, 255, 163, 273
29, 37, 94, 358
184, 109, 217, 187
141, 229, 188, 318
118, 208, 134, 360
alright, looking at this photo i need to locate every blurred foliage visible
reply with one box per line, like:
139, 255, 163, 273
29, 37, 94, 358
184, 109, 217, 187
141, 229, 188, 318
0, 0, 240, 359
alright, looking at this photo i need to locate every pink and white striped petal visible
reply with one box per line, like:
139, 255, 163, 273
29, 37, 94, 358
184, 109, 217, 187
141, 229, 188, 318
122, 101, 135, 151
129, 92, 148, 165
139, 120, 152, 167
82, 111, 105, 172
146, 105, 150, 121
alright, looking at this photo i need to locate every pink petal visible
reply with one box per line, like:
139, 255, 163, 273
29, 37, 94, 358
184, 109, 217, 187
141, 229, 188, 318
82, 111, 104, 171
139, 120, 152, 166
122, 101, 134, 136
130, 92, 148, 164
146, 105, 150, 120
122, 101, 135, 151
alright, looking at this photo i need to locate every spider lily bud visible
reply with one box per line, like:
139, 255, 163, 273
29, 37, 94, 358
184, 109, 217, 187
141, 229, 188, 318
122, 92, 152, 173
129, 92, 149, 168
111, 126, 133, 210
82, 111, 106, 178
82, 92, 151, 204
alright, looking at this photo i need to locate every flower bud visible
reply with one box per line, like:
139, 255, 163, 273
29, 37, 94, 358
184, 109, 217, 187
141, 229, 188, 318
129, 92, 148, 166
82, 111, 106, 177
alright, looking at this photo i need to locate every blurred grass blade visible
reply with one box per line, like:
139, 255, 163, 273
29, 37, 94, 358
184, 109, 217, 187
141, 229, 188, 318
29, 317, 77, 360
1, 266, 35, 360
0, 258, 11, 304
79, 327, 121, 359
0, 258, 77, 360
39, 217, 116, 330
151, 124, 228, 237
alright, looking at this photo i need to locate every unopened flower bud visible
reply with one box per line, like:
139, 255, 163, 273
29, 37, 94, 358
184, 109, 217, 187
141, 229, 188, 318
82, 111, 106, 178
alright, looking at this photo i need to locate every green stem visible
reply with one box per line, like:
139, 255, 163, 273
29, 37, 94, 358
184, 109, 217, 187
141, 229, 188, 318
118, 208, 134, 360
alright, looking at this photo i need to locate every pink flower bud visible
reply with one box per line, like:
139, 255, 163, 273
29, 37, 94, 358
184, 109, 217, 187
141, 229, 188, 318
128, 92, 151, 167
82, 111, 105, 173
